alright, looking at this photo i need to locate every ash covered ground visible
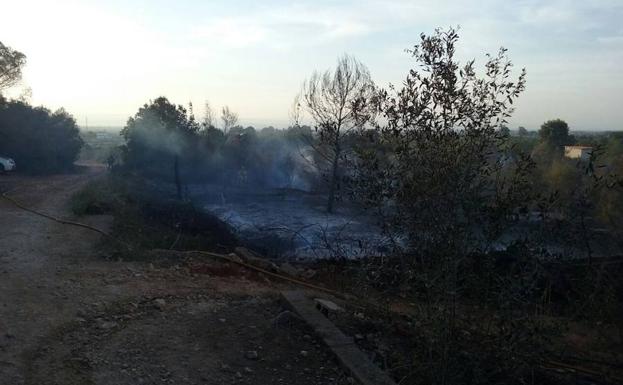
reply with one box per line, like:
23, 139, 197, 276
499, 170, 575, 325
195, 185, 393, 260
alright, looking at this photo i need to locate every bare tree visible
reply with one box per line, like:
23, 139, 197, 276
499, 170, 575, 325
300, 54, 375, 213
0, 41, 27, 93
203, 100, 215, 129
221, 105, 238, 133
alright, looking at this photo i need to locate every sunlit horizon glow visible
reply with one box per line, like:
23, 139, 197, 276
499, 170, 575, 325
1, 0, 622, 131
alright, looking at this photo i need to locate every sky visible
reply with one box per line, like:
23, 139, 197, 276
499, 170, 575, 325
0, 0, 622, 131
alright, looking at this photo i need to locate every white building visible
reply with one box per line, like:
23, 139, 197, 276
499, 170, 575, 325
564, 146, 592, 161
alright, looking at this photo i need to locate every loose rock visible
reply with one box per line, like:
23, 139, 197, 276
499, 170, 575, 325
245, 350, 259, 360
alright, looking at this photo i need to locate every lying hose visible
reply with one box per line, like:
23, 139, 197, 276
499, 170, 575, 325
0, 191, 131, 249
159, 249, 354, 300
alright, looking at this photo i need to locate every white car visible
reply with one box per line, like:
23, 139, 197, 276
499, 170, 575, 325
0, 156, 16, 172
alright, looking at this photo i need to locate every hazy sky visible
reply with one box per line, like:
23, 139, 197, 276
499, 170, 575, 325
1, 0, 622, 130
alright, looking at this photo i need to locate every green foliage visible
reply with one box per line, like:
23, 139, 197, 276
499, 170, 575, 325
538, 119, 575, 149
604, 132, 623, 161
71, 177, 122, 215
350, 27, 588, 385
121, 96, 200, 178
0, 97, 83, 173
517, 126, 528, 136
0, 41, 26, 92
357, 27, 528, 257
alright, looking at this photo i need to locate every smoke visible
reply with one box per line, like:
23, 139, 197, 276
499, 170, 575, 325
131, 118, 186, 156
185, 126, 321, 191
126, 118, 322, 191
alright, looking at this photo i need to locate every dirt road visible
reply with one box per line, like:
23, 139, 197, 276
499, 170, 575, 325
0, 167, 353, 385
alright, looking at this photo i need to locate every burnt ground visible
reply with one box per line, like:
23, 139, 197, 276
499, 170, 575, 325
0, 165, 355, 385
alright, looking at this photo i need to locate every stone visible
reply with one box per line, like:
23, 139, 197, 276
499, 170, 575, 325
279, 262, 300, 277
314, 298, 343, 314
227, 253, 243, 264
154, 298, 166, 310
301, 269, 317, 279
245, 350, 259, 360
300, 350, 308, 357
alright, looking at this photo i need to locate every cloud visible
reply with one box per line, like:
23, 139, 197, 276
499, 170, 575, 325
192, 19, 269, 47
188, 3, 375, 50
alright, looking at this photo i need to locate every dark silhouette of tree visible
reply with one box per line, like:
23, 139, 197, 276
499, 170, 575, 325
358, 27, 527, 253
298, 54, 375, 213
538, 119, 575, 148
202, 100, 215, 129
221, 106, 238, 133
121, 97, 199, 184
517, 126, 528, 136
0, 41, 26, 92
0, 97, 82, 173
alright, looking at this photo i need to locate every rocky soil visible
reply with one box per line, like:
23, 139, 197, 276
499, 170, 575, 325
0, 166, 356, 385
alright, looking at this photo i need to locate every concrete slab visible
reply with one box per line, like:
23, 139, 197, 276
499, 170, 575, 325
281, 290, 397, 385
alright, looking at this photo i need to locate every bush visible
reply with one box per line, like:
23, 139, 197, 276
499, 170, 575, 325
70, 174, 238, 257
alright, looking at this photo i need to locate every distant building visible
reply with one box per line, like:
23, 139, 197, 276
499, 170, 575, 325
564, 145, 593, 161
95, 131, 113, 140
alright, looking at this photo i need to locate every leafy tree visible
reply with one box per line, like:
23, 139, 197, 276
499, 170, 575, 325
539, 119, 575, 148
298, 54, 376, 213
604, 132, 623, 161
121, 97, 199, 183
0, 41, 26, 93
0, 97, 82, 173
517, 126, 528, 136
353, 28, 546, 384
358, 28, 527, 254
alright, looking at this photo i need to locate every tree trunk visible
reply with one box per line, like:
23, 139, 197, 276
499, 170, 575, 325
174, 155, 182, 200
327, 146, 340, 213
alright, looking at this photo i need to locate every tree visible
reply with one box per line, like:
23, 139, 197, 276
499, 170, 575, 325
221, 106, 238, 133
539, 119, 575, 148
202, 100, 215, 129
353, 28, 540, 383
0, 97, 83, 173
121, 97, 200, 186
358, 27, 527, 256
0, 41, 26, 93
299, 54, 375, 213
517, 126, 528, 136
499, 125, 510, 137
